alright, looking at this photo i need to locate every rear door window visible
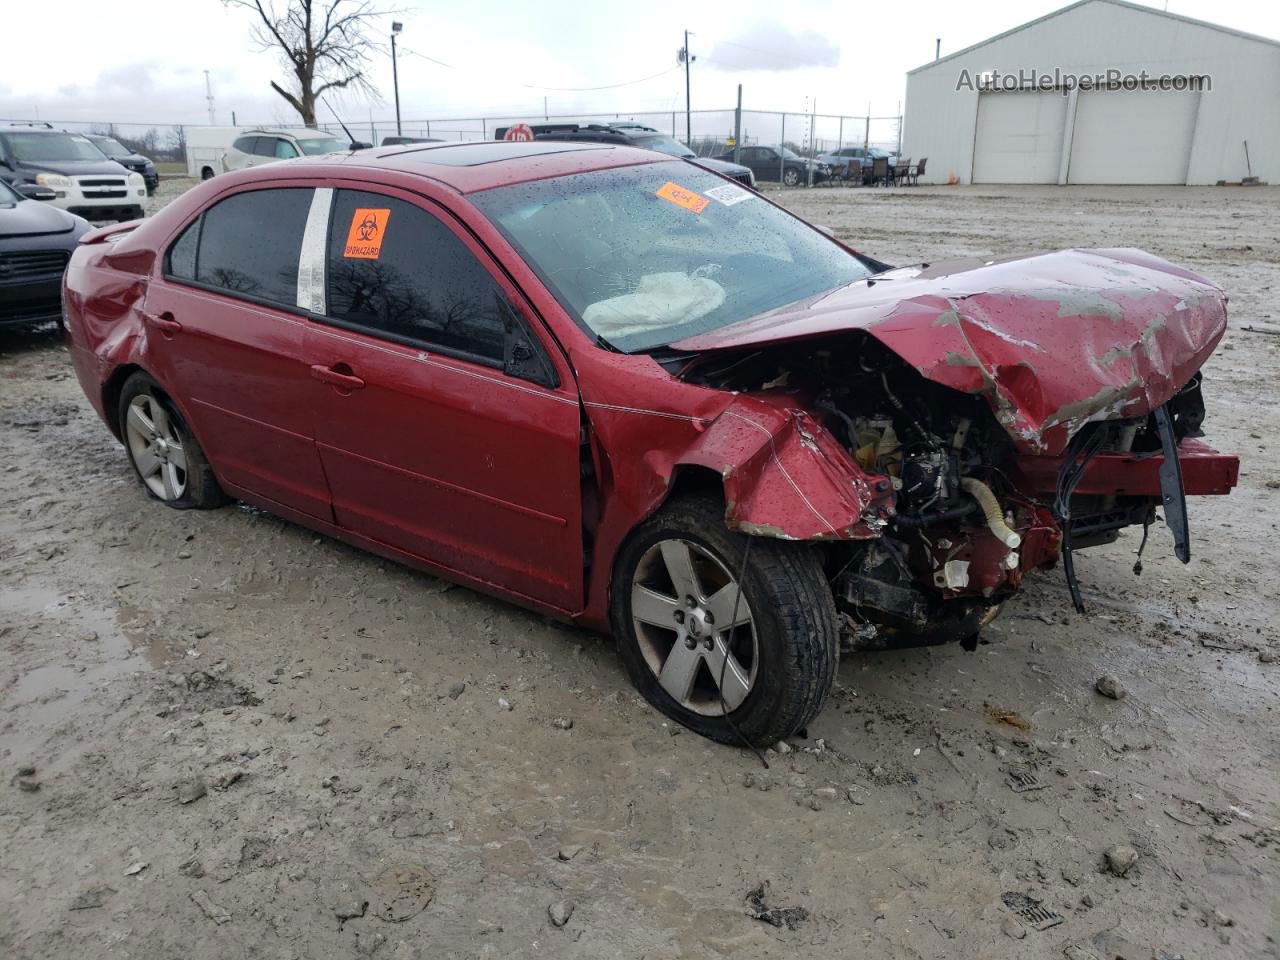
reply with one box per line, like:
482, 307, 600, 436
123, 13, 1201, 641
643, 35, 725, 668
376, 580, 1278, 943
275, 139, 299, 159
232, 136, 258, 154
185, 188, 312, 307
254, 138, 279, 157
322, 189, 507, 363
166, 218, 200, 279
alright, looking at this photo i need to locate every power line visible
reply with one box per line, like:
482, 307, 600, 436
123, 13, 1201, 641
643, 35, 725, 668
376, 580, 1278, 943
399, 48, 680, 92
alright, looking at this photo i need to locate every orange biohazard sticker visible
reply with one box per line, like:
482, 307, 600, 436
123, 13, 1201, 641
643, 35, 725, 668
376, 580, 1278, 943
343, 208, 391, 259
655, 181, 710, 214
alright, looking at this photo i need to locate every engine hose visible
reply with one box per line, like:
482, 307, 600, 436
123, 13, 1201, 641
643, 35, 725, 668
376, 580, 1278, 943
959, 478, 1022, 549
889, 498, 979, 530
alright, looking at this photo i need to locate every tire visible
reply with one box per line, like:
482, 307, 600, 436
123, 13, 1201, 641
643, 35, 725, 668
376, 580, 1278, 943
201, 167, 214, 181
611, 495, 838, 746
782, 167, 801, 187
118, 372, 227, 510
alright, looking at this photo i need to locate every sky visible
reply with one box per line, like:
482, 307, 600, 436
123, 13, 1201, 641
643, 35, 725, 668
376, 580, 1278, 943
1, 0, 1278, 137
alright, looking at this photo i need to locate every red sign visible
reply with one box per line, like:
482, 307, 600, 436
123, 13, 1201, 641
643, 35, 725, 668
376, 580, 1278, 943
503, 123, 535, 142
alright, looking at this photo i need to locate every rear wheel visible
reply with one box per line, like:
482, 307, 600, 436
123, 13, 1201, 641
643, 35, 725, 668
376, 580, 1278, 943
118, 372, 226, 510
611, 496, 838, 746
200, 167, 214, 180
782, 167, 801, 187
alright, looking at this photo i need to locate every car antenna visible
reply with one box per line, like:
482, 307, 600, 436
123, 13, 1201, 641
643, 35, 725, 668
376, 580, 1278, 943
322, 96, 365, 151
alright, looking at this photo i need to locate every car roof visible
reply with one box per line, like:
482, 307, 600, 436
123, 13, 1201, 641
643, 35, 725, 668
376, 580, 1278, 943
272, 139, 671, 194
241, 128, 336, 138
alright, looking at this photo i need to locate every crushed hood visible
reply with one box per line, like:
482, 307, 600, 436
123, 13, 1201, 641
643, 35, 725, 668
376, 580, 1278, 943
673, 248, 1228, 455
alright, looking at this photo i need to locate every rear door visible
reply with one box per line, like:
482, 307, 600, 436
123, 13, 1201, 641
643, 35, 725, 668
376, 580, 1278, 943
142, 184, 332, 519
301, 185, 585, 611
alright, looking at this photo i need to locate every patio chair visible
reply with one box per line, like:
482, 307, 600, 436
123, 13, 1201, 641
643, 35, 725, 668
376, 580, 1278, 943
893, 159, 910, 186
870, 155, 889, 187
908, 157, 927, 185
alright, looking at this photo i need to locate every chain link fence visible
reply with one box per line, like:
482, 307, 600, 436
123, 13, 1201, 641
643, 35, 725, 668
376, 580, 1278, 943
4, 108, 903, 184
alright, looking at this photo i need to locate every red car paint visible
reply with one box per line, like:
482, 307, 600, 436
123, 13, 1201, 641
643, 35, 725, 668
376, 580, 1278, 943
63, 141, 1238, 637
674, 249, 1230, 457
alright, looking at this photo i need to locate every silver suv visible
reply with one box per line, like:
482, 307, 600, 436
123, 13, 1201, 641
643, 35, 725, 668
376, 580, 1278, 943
221, 128, 349, 173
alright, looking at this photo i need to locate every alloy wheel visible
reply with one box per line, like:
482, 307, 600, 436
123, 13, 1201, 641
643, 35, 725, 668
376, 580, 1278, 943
124, 394, 188, 500
630, 538, 758, 716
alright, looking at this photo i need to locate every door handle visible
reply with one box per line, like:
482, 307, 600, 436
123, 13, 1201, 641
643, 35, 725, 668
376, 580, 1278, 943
310, 363, 366, 391
145, 311, 182, 334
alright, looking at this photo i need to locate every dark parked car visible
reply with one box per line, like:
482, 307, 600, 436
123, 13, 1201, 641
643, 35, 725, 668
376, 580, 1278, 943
0, 176, 90, 327
380, 136, 444, 146
716, 145, 829, 186
495, 123, 755, 188
86, 134, 160, 195
63, 141, 1237, 746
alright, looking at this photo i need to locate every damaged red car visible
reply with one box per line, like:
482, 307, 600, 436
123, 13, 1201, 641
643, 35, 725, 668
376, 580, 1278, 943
63, 141, 1238, 746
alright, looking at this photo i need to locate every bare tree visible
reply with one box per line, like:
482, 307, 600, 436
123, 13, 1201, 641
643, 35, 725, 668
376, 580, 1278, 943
224, 0, 387, 126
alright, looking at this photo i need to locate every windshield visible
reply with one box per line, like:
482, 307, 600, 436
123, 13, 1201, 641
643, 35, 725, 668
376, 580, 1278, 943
471, 161, 871, 353
295, 136, 346, 155
632, 135, 695, 159
779, 147, 802, 160
0, 178, 19, 205
3, 132, 107, 162
95, 137, 130, 158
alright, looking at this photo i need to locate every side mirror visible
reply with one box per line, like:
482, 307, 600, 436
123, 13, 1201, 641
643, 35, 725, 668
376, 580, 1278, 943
18, 183, 57, 201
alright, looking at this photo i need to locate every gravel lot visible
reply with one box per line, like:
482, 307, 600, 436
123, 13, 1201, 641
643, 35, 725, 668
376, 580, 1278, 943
2, 179, 1278, 959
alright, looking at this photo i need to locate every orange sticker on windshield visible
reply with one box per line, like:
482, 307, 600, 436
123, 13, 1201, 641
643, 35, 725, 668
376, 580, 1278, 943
655, 181, 709, 214
343, 208, 391, 259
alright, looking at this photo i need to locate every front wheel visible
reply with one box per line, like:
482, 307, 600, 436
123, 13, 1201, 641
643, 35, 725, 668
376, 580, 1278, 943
119, 372, 227, 510
782, 167, 801, 187
611, 496, 838, 746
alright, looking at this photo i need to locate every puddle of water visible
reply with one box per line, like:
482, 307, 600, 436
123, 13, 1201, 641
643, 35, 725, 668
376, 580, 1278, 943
0, 584, 162, 758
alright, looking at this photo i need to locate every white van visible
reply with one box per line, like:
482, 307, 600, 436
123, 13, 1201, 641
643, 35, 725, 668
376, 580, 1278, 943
186, 127, 349, 179
184, 127, 244, 180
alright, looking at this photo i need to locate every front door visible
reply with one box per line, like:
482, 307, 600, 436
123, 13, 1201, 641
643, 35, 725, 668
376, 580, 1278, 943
142, 185, 331, 519
301, 186, 585, 611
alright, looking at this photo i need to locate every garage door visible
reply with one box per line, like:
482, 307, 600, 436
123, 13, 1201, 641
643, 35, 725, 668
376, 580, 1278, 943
972, 91, 1068, 184
1068, 88, 1198, 184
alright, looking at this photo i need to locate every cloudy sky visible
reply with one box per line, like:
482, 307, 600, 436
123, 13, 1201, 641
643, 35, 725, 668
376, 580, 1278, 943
2, 0, 1277, 136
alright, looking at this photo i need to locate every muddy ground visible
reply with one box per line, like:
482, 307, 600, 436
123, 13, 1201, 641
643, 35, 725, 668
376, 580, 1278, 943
2, 180, 1278, 960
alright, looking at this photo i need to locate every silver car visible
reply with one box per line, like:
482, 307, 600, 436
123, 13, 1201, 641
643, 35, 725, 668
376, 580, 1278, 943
221, 128, 349, 173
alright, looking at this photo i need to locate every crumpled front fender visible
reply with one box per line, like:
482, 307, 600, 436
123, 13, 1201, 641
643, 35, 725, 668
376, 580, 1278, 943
674, 397, 894, 540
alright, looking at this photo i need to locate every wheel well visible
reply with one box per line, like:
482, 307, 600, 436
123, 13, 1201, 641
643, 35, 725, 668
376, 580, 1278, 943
662, 464, 726, 511
101, 364, 144, 440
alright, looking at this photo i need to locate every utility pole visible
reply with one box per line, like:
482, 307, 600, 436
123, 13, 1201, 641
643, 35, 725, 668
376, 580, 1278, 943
935, 38, 941, 61
733, 84, 742, 165
896, 100, 903, 159
808, 98, 816, 186
204, 70, 215, 124
679, 30, 694, 145
391, 22, 403, 136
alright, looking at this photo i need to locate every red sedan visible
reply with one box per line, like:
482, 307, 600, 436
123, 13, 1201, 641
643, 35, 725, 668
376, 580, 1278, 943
63, 141, 1238, 746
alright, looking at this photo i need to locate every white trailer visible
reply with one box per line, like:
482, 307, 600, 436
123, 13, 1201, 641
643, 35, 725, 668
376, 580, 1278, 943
184, 126, 243, 180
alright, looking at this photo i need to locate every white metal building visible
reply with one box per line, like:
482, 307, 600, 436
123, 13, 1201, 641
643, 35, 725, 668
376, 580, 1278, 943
901, 0, 1280, 185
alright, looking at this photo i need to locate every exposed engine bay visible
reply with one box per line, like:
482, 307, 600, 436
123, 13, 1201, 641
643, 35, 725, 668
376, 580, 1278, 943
666, 333, 1212, 645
